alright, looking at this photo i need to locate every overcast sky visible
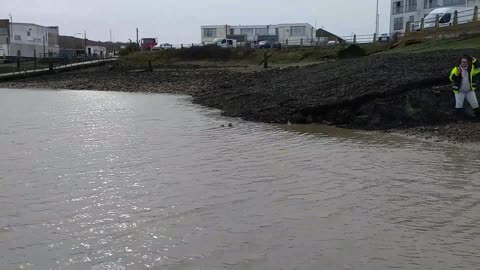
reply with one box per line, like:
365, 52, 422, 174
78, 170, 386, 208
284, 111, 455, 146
2, 0, 391, 44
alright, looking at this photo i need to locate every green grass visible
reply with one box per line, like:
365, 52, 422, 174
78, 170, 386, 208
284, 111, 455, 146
117, 35, 479, 69
124, 46, 344, 64
378, 35, 480, 54
120, 42, 397, 68
0, 61, 50, 74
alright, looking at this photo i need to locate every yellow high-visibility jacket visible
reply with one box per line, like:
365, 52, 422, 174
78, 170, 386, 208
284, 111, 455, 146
449, 58, 480, 94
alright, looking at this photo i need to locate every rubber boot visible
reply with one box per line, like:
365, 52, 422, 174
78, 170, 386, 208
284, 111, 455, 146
456, 108, 464, 124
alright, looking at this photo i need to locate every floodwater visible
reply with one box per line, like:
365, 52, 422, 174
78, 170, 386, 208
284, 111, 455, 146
1, 88, 480, 270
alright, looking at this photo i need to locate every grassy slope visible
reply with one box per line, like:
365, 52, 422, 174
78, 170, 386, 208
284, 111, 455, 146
121, 43, 392, 69
379, 35, 480, 54
0, 61, 50, 74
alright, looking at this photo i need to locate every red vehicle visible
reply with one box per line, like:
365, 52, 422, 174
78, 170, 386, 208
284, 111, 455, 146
140, 38, 158, 50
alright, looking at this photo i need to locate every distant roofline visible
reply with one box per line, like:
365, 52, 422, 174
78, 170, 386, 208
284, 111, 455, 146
10, 22, 59, 29
202, 23, 314, 28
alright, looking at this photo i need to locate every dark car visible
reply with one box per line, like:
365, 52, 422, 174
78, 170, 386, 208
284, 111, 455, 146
258, 40, 281, 49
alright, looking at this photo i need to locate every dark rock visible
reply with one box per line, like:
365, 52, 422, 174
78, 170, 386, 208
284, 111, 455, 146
337, 45, 366, 59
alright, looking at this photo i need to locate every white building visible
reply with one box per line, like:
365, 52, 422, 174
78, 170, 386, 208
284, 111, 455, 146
0, 21, 59, 59
85, 45, 107, 58
201, 23, 316, 45
390, 0, 479, 34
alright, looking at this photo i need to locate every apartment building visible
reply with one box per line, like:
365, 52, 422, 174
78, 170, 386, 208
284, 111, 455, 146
390, 0, 479, 33
0, 20, 60, 59
201, 23, 316, 45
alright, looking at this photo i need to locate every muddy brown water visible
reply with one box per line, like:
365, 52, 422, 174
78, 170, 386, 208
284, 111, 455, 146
1, 88, 480, 270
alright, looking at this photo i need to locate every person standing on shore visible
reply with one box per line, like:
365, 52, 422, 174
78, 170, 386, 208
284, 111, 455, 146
449, 55, 480, 122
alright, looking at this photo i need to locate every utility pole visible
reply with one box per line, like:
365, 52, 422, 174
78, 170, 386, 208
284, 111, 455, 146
375, 0, 380, 36
43, 35, 46, 58
7, 13, 12, 56
112, 33, 115, 55
9, 13, 13, 38
84, 30, 87, 57
110, 29, 113, 55
136, 28, 139, 45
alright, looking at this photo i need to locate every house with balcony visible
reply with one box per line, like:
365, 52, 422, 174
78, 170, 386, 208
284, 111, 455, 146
201, 23, 316, 46
390, 0, 478, 34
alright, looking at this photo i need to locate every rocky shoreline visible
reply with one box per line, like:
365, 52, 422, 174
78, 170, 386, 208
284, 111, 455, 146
2, 49, 480, 143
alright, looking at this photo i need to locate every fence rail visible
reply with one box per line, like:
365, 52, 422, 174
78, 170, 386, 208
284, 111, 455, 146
0, 54, 117, 76
405, 5, 480, 40
144, 34, 389, 51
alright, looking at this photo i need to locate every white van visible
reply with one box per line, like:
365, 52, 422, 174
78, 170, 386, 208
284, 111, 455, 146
210, 38, 237, 48
424, 7, 475, 29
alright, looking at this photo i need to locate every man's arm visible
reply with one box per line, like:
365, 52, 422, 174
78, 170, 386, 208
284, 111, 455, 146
473, 57, 480, 75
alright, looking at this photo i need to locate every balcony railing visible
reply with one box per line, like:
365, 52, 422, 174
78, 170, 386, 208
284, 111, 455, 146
405, 4, 417, 12
392, 6, 404, 15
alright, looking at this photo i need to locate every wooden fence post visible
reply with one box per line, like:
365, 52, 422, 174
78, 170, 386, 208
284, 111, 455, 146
48, 52, 53, 71
33, 49, 37, 70
420, 18, 425, 32
300, 38, 303, 47
353, 34, 357, 43
16, 50, 21, 72
474, 6, 478, 22
263, 52, 269, 69
147, 60, 153, 72
285, 39, 289, 47
453, 10, 458, 35
373, 33, 377, 43
405, 21, 411, 36
435, 14, 440, 29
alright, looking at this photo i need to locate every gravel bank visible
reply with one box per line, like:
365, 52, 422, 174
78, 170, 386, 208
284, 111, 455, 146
3, 49, 480, 143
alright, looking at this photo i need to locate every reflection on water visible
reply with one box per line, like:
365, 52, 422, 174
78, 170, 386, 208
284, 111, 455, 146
1, 88, 480, 270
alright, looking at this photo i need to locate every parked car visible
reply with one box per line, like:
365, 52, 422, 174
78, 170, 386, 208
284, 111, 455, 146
377, 34, 390, 42
207, 38, 238, 48
258, 40, 281, 49
424, 7, 475, 29
326, 40, 338, 46
153, 43, 173, 50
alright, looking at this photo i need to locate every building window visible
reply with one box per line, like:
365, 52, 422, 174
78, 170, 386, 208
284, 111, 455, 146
394, 17, 404, 30
240, 28, 254, 35
27, 31, 31, 36
230, 28, 234, 36
392, 1, 404, 15
424, 0, 440, 9
318, 37, 328, 43
0, 28, 8, 35
255, 28, 268, 35
290, 26, 306, 36
443, 0, 466, 6
14, 34, 21, 41
409, 15, 415, 23
203, 28, 216, 38
405, 0, 417, 12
